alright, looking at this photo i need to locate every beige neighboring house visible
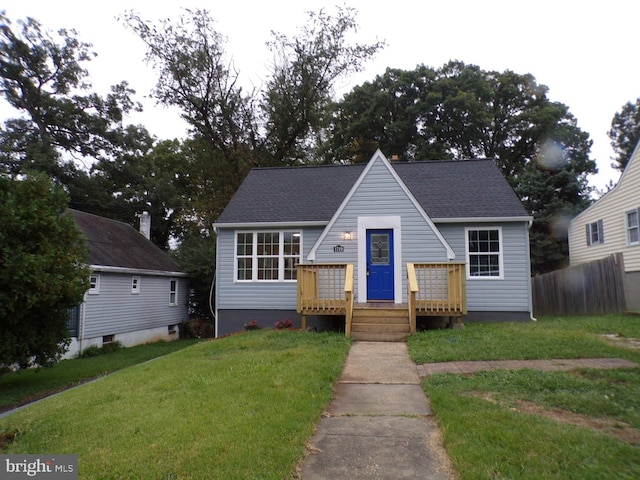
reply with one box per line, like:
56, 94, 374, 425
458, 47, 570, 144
568, 141, 640, 312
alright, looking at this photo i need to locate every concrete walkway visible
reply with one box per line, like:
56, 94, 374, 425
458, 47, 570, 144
299, 342, 639, 480
300, 342, 457, 479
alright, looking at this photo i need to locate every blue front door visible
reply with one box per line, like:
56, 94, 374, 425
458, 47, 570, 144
366, 229, 394, 301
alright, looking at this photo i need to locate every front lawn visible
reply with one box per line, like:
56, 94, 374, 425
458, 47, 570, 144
426, 368, 640, 479
409, 315, 640, 479
0, 330, 351, 479
408, 315, 640, 364
0, 339, 201, 413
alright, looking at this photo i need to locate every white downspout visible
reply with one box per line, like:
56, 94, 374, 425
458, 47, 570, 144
79, 293, 87, 353
527, 219, 538, 321
212, 226, 219, 337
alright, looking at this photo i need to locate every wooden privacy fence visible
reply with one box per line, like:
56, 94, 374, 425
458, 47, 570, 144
531, 253, 627, 316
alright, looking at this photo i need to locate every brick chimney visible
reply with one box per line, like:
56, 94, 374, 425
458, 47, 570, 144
139, 211, 151, 240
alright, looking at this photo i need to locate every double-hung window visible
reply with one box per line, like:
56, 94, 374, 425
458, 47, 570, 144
169, 279, 178, 306
88, 274, 100, 294
627, 208, 639, 246
586, 219, 604, 246
131, 276, 140, 294
236, 231, 301, 281
466, 228, 503, 279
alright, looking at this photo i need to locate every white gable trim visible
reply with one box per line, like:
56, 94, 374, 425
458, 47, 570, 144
308, 150, 455, 261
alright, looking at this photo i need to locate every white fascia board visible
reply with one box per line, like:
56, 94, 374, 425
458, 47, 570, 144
90, 265, 189, 277
213, 221, 328, 229
432, 216, 534, 223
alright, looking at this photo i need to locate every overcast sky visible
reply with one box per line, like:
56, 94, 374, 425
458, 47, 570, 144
3, 0, 639, 191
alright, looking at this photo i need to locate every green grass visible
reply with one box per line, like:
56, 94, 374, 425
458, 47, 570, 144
408, 315, 640, 479
0, 339, 201, 413
0, 330, 351, 479
408, 315, 640, 364
425, 369, 640, 479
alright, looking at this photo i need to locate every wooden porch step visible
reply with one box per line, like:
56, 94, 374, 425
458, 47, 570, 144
350, 305, 411, 341
350, 331, 410, 342
352, 311, 409, 325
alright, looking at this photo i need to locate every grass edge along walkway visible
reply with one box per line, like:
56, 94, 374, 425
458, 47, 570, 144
407, 316, 640, 480
0, 330, 351, 480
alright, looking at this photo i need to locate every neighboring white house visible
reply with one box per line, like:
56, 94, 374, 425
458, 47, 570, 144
213, 151, 534, 337
568, 141, 640, 312
66, 210, 189, 357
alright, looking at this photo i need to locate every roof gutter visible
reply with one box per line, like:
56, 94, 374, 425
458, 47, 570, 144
432, 216, 534, 223
212, 220, 328, 229
89, 265, 189, 277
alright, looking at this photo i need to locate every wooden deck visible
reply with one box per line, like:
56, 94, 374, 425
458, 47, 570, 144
297, 263, 467, 339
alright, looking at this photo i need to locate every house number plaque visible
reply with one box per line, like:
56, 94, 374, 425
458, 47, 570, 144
333, 245, 345, 253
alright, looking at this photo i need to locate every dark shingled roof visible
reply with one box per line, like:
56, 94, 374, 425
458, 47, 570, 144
216, 158, 528, 224
69, 210, 184, 272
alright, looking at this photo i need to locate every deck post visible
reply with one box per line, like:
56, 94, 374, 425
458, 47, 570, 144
407, 263, 418, 334
344, 264, 354, 338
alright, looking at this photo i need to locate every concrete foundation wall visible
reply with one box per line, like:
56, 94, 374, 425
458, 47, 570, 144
64, 325, 179, 359
217, 310, 341, 337
217, 309, 532, 337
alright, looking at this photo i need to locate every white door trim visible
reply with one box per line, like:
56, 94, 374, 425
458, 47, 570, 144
357, 216, 402, 303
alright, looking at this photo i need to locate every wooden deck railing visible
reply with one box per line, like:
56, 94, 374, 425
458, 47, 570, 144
298, 262, 466, 334
297, 263, 354, 330
407, 262, 467, 326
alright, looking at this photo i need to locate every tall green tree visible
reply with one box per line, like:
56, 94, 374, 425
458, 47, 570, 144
329, 61, 596, 274
121, 7, 383, 204
0, 12, 140, 188
0, 174, 89, 369
89, 135, 187, 250
609, 98, 640, 171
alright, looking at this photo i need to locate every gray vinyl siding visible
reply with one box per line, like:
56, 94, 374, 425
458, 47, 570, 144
217, 227, 324, 310
438, 222, 531, 312
313, 157, 450, 301
83, 273, 188, 338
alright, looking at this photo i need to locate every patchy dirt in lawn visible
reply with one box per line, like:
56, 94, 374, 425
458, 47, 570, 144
600, 334, 640, 350
465, 391, 640, 445
0, 429, 19, 451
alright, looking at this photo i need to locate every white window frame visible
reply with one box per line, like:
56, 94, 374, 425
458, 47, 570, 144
234, 230, 302, 282
88, 274, 100, 294
131, 276, 141, 294
169, 278, 178, 306
626, 208, 640, 246
586, 219, 604, 246
465, 227, 504, 280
